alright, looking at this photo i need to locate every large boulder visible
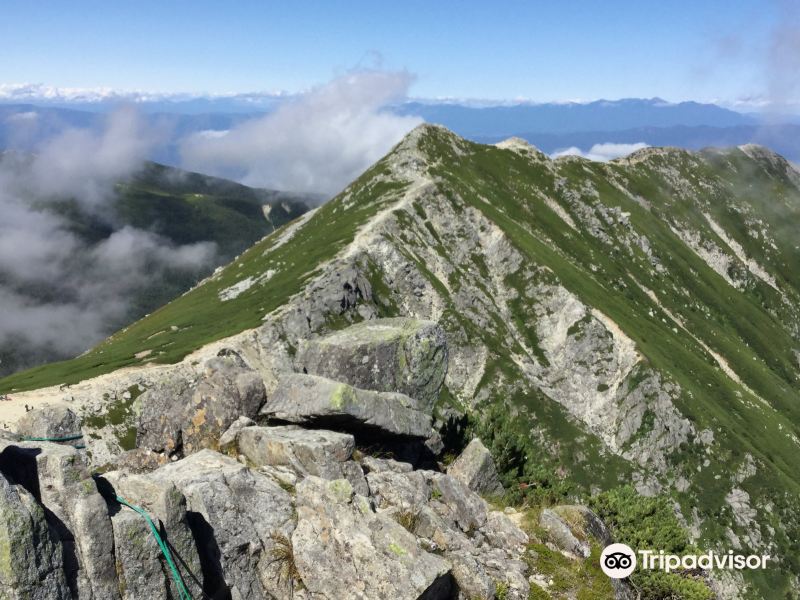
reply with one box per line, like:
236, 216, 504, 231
446, 438, 504, 496
292, 476, 453, 599
109, 509, 172, 600
0, 442, 118, 599
538, 505, 612, 558
263, 373, 433, 438
234, 425, 369, 495
147, 449, 296, 599
295, 318, 447, 411
361, 459, 530, 600
15, 405, 82, 441
100, 470, 204, 600
0, 470, 70, 599
137, 351, 266, 456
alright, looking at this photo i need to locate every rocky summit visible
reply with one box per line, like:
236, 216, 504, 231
1, 124, 799, 599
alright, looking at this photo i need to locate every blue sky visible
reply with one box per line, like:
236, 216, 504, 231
0, 0, 793, 105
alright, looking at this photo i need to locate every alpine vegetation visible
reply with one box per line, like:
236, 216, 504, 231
0, 113, 312, 376
1, 125, 799, 599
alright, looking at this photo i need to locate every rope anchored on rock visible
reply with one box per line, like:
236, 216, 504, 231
113, 496, 194, 600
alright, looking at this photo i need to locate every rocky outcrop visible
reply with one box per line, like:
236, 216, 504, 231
15, 406, 82, 441
446, 438, 504, 496
0, 470, 70, 600
146, 450, 296, 599
0, 409, 632, 600
539, 505, 612, 559
234, 425, 369, 493
293, 476, 453, 599
364, 456, 530, 600
101, 470, 203, 599
137, 351, 266, 456
262, 372, 433, 438
538, 505, 637, 600
1, 307, 642, 600
0, 442, 117, 599
295, 318, 448, 412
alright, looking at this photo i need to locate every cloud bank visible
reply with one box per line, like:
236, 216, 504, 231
0, 110, 216, 374
179, 70, 423, 195
551, 142, 649, 161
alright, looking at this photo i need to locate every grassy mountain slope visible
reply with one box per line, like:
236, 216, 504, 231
0, 160, 312, 376
2, 126, 799, 598
62, 161, 313, 256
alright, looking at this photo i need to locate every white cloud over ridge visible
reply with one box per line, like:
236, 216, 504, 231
551, 142, 649, 162
179, 69, 423, 195
0, 110, 217, 369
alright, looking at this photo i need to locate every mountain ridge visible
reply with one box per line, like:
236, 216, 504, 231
2, 124, 799, 597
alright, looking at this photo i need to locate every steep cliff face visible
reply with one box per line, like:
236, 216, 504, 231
2, 125, 799, 598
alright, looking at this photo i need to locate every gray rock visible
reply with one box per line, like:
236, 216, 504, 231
539, 508, 588, 558
340, 460, 371, 497
483, 510, 528, 553
0, 470, 70, 599
367, 469, 430, 510
149, 449, 296, 600
359, 464, 529, 600
111, 447, 169, 474
102, 470, 203, 599
233, 424, 371, 496
292, 476, 453, 600
16, 405, 82, 441
360, 455, 414, 474
428, 472, 488, 534
424, 429, 444, 456
446, 438, 504, 496
183, 355, 266, 453
539, 505, 611, 558
218, 415, 256, 450
237, 425, 353, 478
295, 318, 448, 411
110, 509, 170, 600
448, 553, 495, 600
263, 373, 433, 438
0, 442, 118, 599
137, 352, 266, 456
136, 375, 195, 454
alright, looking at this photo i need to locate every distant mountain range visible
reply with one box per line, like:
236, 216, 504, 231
475, 124, 800, 162
394, 98, 757, 136
2, 97, 798, 164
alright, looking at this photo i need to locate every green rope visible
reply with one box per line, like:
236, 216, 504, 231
20, 436, 192, 597
116, 496, 193, 600
21, 434, 84, 442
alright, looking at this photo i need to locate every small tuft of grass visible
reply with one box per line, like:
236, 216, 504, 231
268, 533, 302, 592
494, 580, 509, 600
393, 510, 419, 533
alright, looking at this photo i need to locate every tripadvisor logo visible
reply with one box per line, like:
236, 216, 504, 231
600, 544, 637, 578
600, 543, 770, 579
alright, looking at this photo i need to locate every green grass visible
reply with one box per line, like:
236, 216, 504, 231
0, 160, 403, 393
1, 160, 313, 379
5, 126, 800, 598
410, 127, 800, 597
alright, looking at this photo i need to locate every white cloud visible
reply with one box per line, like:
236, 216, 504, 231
6, 111, 38, 122
179, 69, 423, 195
25, 107, 159, 207
552, 142, 649, 162
196, 129, 230, 139
0, 82, 290, 104
0, 109, 218, 369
